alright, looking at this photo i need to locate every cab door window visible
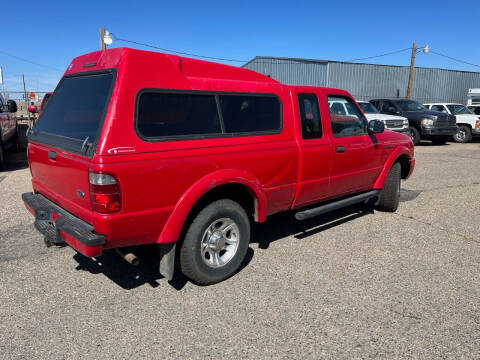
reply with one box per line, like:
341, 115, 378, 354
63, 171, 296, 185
328, 96, 367, 137
298, 93, 322, 139
379, 100, 397, 114
431, 104, 448, 113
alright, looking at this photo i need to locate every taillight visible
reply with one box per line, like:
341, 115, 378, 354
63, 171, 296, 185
89, 170, 121, 214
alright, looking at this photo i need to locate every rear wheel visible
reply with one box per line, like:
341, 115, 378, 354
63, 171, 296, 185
376, 162, 401, 212
180, 199, 250, 285
453, 125, 472, 143
409, 127, 421, 145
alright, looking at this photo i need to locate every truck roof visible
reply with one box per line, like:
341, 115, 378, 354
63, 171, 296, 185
65, 47, 280, 84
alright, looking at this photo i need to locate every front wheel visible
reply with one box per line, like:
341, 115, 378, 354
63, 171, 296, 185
453, 125, 472, 143
376, 162, 401, 212
180, 199, 250, 285
409, 127, 421, 145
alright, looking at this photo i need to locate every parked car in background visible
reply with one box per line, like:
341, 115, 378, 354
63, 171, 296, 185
356, 101, 409, 134
423, 103, 480, 143
22, 47, 415, 285
370, 98, 457, 145
0, 94, 18, 170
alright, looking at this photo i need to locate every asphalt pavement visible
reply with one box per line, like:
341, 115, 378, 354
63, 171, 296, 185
0, 141, 479, 359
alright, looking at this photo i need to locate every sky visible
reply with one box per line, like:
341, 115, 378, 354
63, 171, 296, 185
1, 0, 479, 93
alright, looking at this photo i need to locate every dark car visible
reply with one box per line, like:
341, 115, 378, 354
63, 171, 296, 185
0, 94, 18, 170
370, 99, 457, 145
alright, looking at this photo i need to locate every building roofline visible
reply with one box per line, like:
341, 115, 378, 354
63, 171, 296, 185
243, 56, 480, 75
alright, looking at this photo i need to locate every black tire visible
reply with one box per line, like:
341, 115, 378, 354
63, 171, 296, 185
180, 199, 250, 285
432, 137, 447, 145
376, 162, 401, 212
409, 127, 421, 145
453, 125, 472, 143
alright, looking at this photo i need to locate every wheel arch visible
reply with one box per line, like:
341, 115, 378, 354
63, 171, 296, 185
374, 148, 413, 189
157, 169, 266, 244
456, 123, 472, 129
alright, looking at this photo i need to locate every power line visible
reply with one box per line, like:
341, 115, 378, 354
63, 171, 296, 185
0, 50, 63, 72
111, 34, 248, 63
429, 50, 480, 69
111, 34, 419, 67
345, 47, 412, 62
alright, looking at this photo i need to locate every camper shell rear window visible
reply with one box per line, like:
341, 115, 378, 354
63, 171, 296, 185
30, 70, 116, 156
135, 90, 282, 141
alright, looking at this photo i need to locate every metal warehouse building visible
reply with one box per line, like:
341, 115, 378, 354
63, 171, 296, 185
243, 57, 480, 104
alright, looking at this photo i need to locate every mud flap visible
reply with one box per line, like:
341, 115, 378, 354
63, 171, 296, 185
159, 243, 176, 281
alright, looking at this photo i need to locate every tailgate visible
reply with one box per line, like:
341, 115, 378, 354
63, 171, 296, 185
26, 70, 116, 224
29, 142, 93, 222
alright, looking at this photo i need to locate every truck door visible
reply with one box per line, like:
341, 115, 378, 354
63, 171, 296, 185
326, 94, 383, 197
293, 92, 332, 207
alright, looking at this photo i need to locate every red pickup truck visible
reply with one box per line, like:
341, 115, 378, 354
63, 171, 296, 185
22, 48, 414, 285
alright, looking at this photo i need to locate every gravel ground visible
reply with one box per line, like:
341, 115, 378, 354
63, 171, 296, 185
0, 141, 479, 359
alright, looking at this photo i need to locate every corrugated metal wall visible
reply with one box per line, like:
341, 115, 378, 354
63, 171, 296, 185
243, 57, 480, 104
327, 62, 409, 101
244, 58, 328, 87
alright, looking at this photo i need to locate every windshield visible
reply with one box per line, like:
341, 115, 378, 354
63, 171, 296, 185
33, 72, 114, 150
396, 100, 426, 111
446, 104, 471, 115
358, 102, 378, 114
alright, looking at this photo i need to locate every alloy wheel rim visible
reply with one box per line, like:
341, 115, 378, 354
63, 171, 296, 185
456, 129, 466, 141
201, 218, 240, 268
409, 129, 416, 142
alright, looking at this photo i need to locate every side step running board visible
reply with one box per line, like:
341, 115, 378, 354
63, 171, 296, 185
295, 190, 381, 221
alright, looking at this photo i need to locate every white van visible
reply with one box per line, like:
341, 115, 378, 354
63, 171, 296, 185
467, 89, 480, 106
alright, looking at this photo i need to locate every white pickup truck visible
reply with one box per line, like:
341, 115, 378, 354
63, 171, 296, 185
356, 101, 409, 134
423, 103, 480, 143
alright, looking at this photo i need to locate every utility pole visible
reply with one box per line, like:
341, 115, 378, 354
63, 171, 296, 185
100, 28, 106, 50
0, 66, 5, 100
22, 74, 31, 126
406, 42, 417, 99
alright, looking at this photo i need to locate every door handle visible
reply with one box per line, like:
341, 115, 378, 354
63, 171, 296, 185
335, 146, 346, 153
48, 151, 56, 161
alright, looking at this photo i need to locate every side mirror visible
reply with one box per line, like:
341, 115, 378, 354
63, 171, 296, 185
28, 105, 38, 113
368, 120, 385, 134
7, 100, 17, 113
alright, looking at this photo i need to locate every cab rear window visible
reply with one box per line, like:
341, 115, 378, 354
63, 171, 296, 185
31, 71, 114, 153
